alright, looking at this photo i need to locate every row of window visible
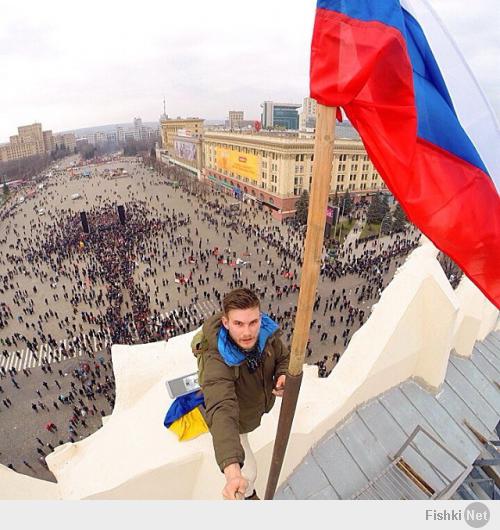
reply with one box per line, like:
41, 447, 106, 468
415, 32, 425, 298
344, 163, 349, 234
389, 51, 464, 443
335, 182, 380, 192
295, 154, 315, 162
208, 158, 376, 181
210, 160, 380, 185
206, 145, 371, 167
207, 145, 279, 159
207, 159, 379, 184
213, 173, 384, 200
337, 154, 368, 162
213, 173, 274, 196
337, 162, 371, 170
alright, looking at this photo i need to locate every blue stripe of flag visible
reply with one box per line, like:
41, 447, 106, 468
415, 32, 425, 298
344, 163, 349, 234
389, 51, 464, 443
402, 9, 488, 174
317, 0, 407, 36
316, 0, 489, 174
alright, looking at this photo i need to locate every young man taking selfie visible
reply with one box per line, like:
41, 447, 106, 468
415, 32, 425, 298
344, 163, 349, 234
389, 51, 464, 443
196, 288, 289, 500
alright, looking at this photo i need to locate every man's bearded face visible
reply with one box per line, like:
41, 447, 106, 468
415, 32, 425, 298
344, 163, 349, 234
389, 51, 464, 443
222, 306, 261, 351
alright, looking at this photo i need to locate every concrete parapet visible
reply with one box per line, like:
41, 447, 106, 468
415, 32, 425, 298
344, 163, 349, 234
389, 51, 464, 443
1, 240, 498, 499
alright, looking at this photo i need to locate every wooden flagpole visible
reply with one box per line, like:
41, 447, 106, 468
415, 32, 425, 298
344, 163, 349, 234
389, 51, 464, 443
264, 104, 337, 499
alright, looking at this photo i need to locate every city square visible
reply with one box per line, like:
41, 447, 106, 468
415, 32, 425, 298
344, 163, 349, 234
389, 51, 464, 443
0, 0, 498, 513
0, 153, 419, 480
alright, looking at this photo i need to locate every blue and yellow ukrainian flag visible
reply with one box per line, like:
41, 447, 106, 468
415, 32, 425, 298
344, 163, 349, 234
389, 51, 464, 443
164, 391, 208, 441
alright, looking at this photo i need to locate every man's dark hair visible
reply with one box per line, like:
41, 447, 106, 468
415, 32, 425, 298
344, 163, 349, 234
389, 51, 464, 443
223, 288, 260, 315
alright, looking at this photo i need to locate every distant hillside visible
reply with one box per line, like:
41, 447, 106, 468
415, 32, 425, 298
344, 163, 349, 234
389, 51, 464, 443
60, 122, 160, 138
60, 119, 224, 137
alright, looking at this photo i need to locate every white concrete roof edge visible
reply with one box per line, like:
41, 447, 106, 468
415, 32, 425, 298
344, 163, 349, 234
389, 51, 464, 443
2, 240, 498, 499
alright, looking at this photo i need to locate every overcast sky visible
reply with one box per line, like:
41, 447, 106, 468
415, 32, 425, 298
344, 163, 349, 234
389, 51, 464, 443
1, 0, 498, 140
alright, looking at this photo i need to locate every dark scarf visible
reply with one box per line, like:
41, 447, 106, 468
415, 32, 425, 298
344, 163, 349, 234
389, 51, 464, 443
227, 334, 265, 374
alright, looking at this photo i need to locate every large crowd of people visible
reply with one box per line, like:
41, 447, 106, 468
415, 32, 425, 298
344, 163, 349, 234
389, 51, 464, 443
0, 154, 420, 479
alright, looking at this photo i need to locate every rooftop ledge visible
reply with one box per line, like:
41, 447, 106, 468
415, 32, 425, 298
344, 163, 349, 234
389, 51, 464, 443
1, 238, 498, 499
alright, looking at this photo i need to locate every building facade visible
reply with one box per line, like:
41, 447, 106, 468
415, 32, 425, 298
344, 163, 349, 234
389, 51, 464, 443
160, 118, 204, 152
0, 123, 57, 162
159, 118, 205, 178
261, 101, 301, 130
116, 127, 125, 143
133, 117, 142, 130
76, 138, 89, 150
203, 131, 386, 220
16, 123, 45, 152
106, 132, 118, 143
0, 141, 39, 162
170, 133, 204, 178
299, 97, 317, 130
54, 133, 76, 151
228, 111, 244, 129
107, 120, 159, 145
43, 130, 55, 153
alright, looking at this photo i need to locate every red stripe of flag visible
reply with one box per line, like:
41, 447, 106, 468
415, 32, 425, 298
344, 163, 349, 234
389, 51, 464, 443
310, 8, 500, 307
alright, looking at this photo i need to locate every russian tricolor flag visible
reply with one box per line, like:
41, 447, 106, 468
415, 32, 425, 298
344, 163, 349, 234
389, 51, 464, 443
310, 0, 500, 308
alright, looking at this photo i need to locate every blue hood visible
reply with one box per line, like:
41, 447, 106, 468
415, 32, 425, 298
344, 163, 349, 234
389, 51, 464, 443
217, 313, 279, 367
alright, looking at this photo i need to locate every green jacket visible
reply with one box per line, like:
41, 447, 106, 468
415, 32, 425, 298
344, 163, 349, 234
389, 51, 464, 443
200, 312, 290, 472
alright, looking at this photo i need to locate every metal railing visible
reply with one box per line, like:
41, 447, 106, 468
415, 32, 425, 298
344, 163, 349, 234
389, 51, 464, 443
351, 425, 471, 500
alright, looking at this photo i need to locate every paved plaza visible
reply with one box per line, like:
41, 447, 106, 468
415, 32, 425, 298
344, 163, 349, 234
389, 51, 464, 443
0, 155, 420, 481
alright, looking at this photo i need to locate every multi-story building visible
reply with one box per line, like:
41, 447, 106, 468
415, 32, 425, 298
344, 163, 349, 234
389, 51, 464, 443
43, 130, 55, 153
260, 101, 301, 130
114, 120, 158, 145
299, 97, 317, 130
76, 138, 89, 150
146, 127, 160, 142
54, 133, 76, 151
0, 123, 77, 161
158, 118, 205, 178
203, 131, 386, 220
160, 117, 204, 152
228, 111, 244, 129
0, 122, 52, 161
116, 126, 125, 143
106, 132, 118, 143
17, 123, 45, 153
0, 142, 35, 162
170, 132, 204, 178
132, 118, 155, 141
94, 132, 107, 146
